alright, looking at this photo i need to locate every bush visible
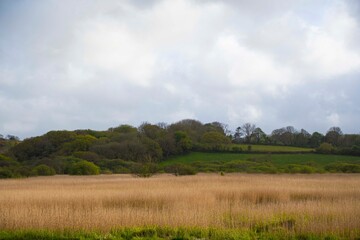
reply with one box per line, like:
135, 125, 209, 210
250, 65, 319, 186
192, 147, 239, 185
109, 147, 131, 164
131, 163, 159, 177
324, 162, 360, 173
0, 154, 18, 167
0, 167, 13, 178
32, 164, 56, 176
68, 160, 100, 175
164, 164, 197, 176
13, 166, 33, 177
286, 164, 316, 174
316, 143, 334, 154
231, 146, 242, 152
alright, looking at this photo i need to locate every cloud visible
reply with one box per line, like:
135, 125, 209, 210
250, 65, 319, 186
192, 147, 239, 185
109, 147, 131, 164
0, 0, 359, 138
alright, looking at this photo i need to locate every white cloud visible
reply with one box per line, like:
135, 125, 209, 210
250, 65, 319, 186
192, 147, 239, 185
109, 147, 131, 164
71, 18, 157, 87
326, 113, 340, 126
0, 0, 360, 138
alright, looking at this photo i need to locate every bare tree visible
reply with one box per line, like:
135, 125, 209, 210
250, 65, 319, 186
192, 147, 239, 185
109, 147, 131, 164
235, 123, 256, 143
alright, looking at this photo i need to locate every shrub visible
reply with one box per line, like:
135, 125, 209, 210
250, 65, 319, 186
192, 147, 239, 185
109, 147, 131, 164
0, 167, 13, 178
13, 166, 33, 177
0, 154, 18, 167
32, 164, 56, 176
286, 164, 316, 174
131, 163, 159, 177
164, 164, 197, 176
231, 146, 242, 152
316, 143, 334, 154
68, 160, 100, 175
324, 162, 360, 173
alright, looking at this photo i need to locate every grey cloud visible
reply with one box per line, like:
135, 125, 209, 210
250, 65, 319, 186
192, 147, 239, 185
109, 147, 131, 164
0, 0, 359, 139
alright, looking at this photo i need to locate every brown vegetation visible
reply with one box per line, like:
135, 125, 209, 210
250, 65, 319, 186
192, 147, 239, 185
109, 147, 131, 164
0, 174, 359, 237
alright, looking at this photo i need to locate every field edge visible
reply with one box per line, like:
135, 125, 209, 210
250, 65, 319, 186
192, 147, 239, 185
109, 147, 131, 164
0, 227, 358, 240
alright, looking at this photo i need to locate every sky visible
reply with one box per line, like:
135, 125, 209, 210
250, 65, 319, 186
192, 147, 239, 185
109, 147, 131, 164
0, 0, 360, 139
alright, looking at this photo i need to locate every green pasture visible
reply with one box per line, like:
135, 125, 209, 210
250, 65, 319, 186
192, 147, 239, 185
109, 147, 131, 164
161, 152, 360, 167
235, 144, 314, 152
160, 152, 360, 174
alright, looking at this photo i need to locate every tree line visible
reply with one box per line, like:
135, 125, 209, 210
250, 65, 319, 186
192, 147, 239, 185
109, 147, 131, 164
0, 119, 359, 178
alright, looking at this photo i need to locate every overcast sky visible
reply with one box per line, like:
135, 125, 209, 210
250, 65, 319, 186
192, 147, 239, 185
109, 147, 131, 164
1, 0, 360, 139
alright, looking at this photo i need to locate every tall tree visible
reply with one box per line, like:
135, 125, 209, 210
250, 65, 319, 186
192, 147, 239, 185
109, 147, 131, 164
309, 132, 324, 148
235, 123, 256, 143
325, 127, 343, 146
251, 127, 267, 144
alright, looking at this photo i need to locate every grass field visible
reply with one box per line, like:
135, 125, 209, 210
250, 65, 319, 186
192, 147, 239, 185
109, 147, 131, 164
0, 174, 360, 239
160, 152, 360, 173
234, 144, 314, 152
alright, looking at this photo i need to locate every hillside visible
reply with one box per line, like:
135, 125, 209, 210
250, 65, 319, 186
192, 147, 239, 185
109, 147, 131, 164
1, 119, 360, 178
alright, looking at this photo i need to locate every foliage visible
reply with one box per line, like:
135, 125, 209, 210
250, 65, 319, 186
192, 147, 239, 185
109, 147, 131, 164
0, 154, 18, 167
131, 163, 160, 177
2, 119, 360, 177
324, 162, 360, 173
0, 167, 13, 178
316, 143, 334, 154
0, 227, 354, 240
68, 160, 100, 175
164, 163, 197, 175
32, 164, 56, 176
174, 131, 192, 153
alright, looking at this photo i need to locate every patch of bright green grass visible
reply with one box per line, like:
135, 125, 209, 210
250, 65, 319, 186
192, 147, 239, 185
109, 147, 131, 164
236, 144, 314, 152
0, 227, 355, 240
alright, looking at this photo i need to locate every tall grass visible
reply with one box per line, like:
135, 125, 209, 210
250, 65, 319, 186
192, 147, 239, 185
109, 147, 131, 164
0, 174, 359, 238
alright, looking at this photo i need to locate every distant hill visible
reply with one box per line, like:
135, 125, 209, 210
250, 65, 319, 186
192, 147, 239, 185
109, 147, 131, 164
1, 119, 360, 178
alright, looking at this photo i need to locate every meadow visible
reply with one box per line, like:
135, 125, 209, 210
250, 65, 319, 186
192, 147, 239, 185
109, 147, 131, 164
162, 152, 360, 166
233, 144, 314, 153
160, 152, 360, 174
0, 174, 360, 239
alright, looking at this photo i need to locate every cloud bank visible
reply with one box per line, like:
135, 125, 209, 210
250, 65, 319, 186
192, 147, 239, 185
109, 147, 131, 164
0, 0, 359, 138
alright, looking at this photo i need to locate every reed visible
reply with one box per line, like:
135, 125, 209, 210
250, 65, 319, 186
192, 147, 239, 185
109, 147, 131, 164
0, 174, 359, 238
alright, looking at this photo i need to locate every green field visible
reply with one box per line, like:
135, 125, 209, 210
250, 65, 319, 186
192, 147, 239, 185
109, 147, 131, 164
161, 152, 360, 166
160, 152, 360, 174
234, 144, 314, 152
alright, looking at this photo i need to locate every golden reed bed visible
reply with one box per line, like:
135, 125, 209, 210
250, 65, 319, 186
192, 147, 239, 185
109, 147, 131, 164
0, 174, 359, 237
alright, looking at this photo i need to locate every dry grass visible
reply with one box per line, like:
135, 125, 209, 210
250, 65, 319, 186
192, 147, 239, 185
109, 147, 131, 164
0, 173, 359, 237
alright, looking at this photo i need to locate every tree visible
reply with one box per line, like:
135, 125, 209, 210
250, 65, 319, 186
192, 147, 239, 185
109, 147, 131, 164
325, 127, 343, 146
242, 123, 256, 143
201, 131, 231, 151
234, 127, 244, 143
138, 122, 164, 140
234, 123, 256, 143
204, 122, 230, 136
174, 131, 192, 153
109, 124, 137, 134
270, 126, 297, 146
251, 128, 267, 144
63, 135, 97, 154
294, 129, 311, 147
6, 135, 20, 141
309, 132, 324, 148
169, 119, 205, 143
